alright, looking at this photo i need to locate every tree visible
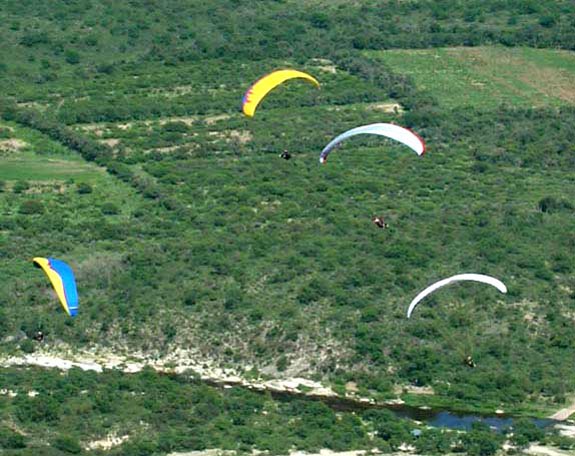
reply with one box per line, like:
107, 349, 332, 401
510, 418, 544, 447
459, 423, 503, 456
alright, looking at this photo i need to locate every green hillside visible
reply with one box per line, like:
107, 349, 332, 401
1, 1, 575, 455
370, 46, 575, 108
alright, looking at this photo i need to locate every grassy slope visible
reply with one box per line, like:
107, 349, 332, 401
0, 122, 102, 181
369, 46, 575, 109
1, 47, 573, 415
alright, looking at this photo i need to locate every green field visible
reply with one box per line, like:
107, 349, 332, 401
0, 154, 103, 181
370, 47, 575, 109
0, 123, 106, 181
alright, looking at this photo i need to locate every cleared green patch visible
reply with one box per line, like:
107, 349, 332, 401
0, 153, 103, 181
369, 46, 575, 109
0, 123, 104, 181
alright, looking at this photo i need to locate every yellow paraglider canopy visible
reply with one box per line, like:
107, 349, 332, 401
242, 69, 320, 117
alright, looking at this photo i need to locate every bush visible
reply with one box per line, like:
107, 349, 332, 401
15, 395, 60, 423
162, 121, 189, 133
224, 284, 245, 310
276, 355, 289, 371
20, 339, 36, 353
459, 423, 503, 456
52, 435, 82, 454
538, 196, 573, 213
0, 427, 26, 449
12, 180, 30, 194
64, 50, 80, 64
510, 418, 544, 447
19, 200, 45, 215
297, 277, 330, 305
107, 162, 134, 181
101, 202, 120, 215
415, 429, 453, 454
539, 15, 557, 28
76, 182, 93, 194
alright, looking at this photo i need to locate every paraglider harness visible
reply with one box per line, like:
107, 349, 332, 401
372, 216, 389, 229
280, 151, 292, 160
464, 355, 476, 368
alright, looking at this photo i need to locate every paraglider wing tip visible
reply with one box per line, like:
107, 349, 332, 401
406, 127, 426, 155
32, 257, 44, 268
491, 278, 508, 294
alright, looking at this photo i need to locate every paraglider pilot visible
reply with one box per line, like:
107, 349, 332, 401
464, 355, 476, 368
280, 150, 292, 160
372, 216, 388, 229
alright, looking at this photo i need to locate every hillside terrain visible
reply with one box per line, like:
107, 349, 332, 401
1, 1, 575, 455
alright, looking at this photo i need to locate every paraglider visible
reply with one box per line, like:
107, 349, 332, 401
372, 215, 388, 229
406, 273, 507, 319
464, 355, 476, 368
33, 257, 79, 317
319, 123, 425, 164
242, 69, 320, 118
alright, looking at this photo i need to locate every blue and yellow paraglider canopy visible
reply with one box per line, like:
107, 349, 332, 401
33, 257, 79, 317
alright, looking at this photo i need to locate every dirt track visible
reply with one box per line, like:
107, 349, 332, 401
549, 399, 575, 421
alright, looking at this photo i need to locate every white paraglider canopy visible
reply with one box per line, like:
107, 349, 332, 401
319, 123, 425, 164
407, 273, 507, 319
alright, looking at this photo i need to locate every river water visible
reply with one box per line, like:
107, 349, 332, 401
390, 406, 555, 431
264, 388, 557, 432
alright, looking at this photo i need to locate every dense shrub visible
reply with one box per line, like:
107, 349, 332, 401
101, 202, 120, 215
76, 182, 93, 194
0, 427, 26, 449
19, 200, 45, 215
51, 435, 82, 454
538, 196, 573, 213
12, 180, 30, 194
